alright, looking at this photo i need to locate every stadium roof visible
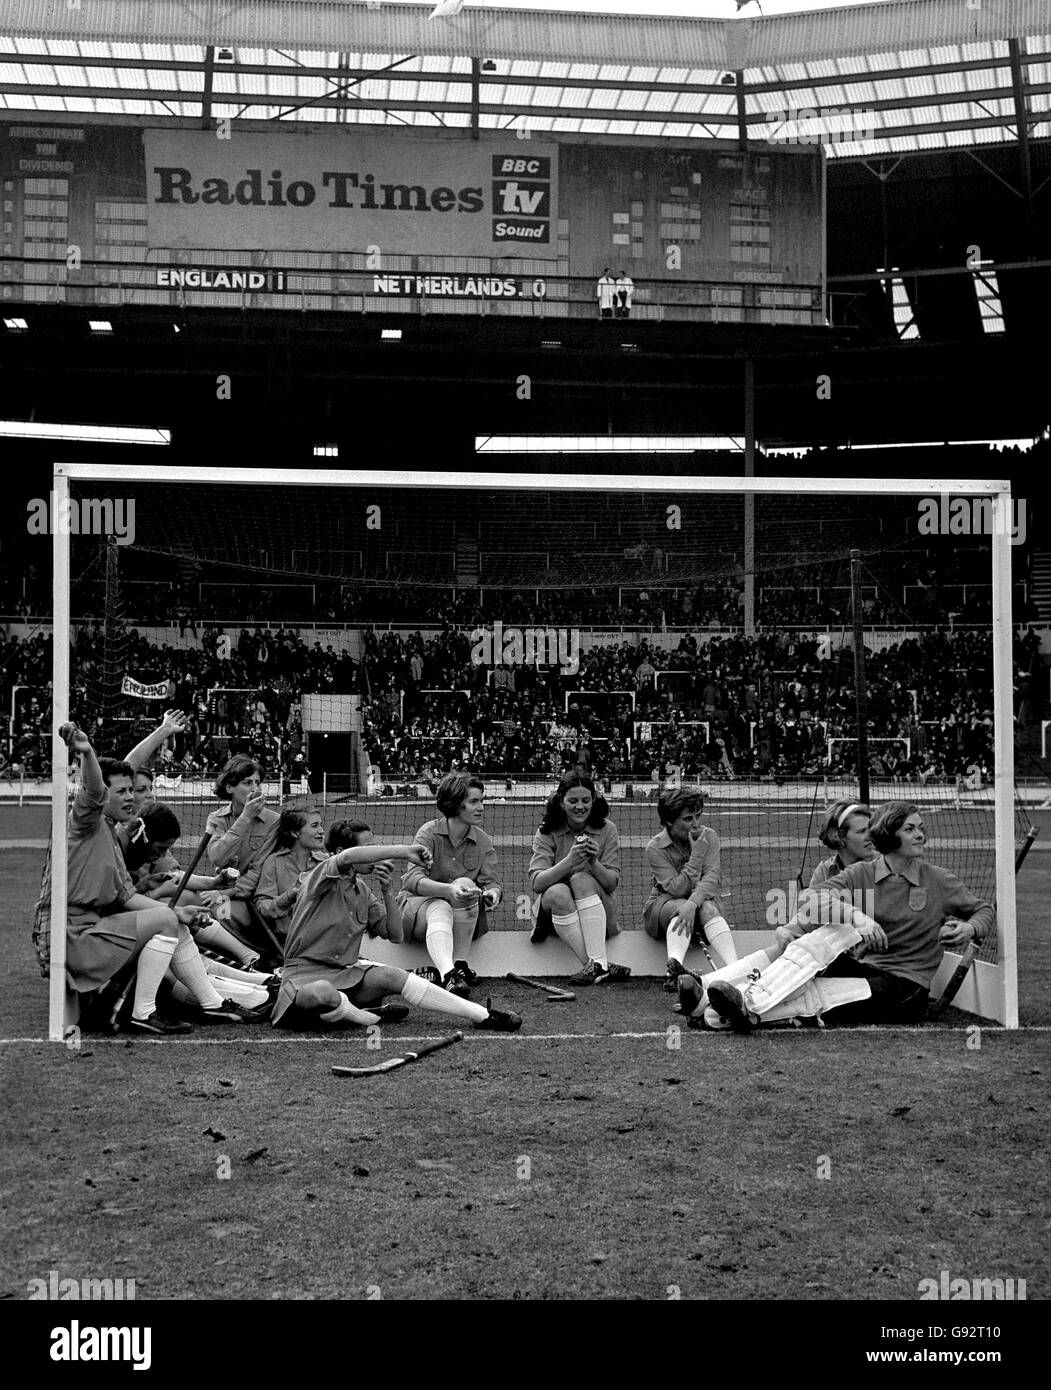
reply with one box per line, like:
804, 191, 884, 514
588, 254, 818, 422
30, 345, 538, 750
0, 0, 1049, 160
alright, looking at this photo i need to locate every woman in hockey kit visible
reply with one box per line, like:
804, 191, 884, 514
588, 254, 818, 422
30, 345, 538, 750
683, 802, 993, 1030
528, 771, 629, 986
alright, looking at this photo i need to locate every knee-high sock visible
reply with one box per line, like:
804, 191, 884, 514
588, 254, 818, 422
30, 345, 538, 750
401, 971, 488, 1022
204, 959, 271, 986
425, 902, 455, 977
452, 905, 477, 963
703, 915, 738, 967
576, 894, 607, 967
321, 995, 380, 1026
666, 915, 689, 966
193, 918, 259, 967
132, 935, 177, 1021
552, 909, 588, 965
169, 935, 225, 1010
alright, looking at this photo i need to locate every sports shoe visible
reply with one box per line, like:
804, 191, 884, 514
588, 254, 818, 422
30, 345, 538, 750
454, 959, 479, 987
568, 959, 607, 985
677, 974, 705, 1020
443, 968, 471, 999
128, 1012, 194, 1036
600, 962, 631, 983
199, 999, 255, 1024
663, 959, 686, 992
474, 1001, 523, 1033
370, 1002, 410, 1025
413, 965, 441, 985
706, 981, 757, 1032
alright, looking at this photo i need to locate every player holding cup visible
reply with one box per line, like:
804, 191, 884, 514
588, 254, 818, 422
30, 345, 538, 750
528, 771, 629, 985
397, 772, 504, 997
643, 787, 737, 991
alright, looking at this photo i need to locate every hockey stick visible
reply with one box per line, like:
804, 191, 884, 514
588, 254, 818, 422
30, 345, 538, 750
331, 1031, 464, 1076
506, 972, 576, 1002
108, 831, 213, 1033
929, 824, 1038, 1019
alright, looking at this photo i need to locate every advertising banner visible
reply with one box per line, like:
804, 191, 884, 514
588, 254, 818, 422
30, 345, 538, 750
143, 131, 559, 258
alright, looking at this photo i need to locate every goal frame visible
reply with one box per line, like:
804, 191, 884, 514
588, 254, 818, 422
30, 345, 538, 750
50, 464, 1018, 1035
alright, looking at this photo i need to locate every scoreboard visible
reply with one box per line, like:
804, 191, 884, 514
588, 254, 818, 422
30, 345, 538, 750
0, 118, 825, 325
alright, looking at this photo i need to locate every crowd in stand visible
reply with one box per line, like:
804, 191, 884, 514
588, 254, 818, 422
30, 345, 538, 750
2, 614, 1044, 784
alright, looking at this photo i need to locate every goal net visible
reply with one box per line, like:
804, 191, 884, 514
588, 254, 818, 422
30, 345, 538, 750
44, 467, 1029, 1034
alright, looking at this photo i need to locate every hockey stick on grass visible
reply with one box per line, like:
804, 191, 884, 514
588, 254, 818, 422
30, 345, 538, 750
332, 1031, 464, 1076
505, 972, 576, 1002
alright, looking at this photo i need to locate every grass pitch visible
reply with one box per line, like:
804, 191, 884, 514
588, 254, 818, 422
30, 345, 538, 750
2, 829, 1049, 1302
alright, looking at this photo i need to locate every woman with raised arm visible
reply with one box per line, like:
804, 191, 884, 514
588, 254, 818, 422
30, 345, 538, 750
271, 819, 521, 1033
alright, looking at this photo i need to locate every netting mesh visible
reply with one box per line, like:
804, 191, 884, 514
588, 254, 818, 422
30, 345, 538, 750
30, 475, 1039, 985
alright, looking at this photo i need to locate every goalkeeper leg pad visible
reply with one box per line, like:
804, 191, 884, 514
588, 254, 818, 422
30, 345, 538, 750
744, 924, 861, 1016
761, 976, 873, 1024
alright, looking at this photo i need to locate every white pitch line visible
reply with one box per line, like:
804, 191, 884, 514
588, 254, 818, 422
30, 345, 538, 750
3, 1027, 1050, 1046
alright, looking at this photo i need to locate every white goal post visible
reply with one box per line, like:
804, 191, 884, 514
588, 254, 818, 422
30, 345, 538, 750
49, 465, 1019, 1035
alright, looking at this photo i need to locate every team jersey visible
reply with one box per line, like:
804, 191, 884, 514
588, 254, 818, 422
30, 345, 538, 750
282, 856, 386, 989
255, 847, 328, 937
528, 820, 621, 892
204, 803, 280, 896
400, 818, 501, 896
798, 855, 995, 988
643, 826, 721, 922
67, 784, 135, 919
808, 853, 846, 888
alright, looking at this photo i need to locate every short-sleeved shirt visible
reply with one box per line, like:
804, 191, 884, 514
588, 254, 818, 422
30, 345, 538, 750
400, 818, 501, 897
808, 853, 846, 888
67, 785, 135, 920
528, 821, 621, 893
205, 804, 280, 896
281, 856, 386, 989
255, 847, 328, 937
643, 826, 720, 927
798, 855, 995, 988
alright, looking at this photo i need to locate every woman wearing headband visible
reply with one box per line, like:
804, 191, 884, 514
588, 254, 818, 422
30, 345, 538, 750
809, 801, 876, 886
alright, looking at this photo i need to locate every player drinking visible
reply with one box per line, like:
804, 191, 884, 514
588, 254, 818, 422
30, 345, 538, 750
397, 772, 503, 996
696, 801, 994, 1030
643, 787, 737, 991
809, 800, 876, 885
271, 819, 521, 1032
202, 754, 281, 961
528, 771, 630, 985
58, 724, 254, 1034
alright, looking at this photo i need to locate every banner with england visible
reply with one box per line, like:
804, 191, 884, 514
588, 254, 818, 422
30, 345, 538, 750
143, 131, 559, 258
